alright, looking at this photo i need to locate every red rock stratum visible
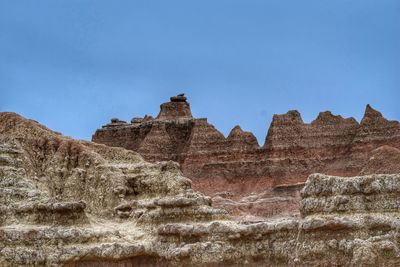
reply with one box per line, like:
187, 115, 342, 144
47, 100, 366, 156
92, 95, 400, 217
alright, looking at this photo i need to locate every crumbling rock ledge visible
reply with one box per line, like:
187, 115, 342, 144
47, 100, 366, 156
2, 112, 400, 266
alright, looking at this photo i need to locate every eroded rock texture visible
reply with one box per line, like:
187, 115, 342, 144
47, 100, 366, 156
3, 112, 400, 266
0, 112, 227, 266
92, 96, 400, 218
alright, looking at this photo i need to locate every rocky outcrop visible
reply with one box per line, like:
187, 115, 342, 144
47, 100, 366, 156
157, 172, 400, 266
157, 94, 193, 120
92, 95, 269, 198
0, 112, 227, 266
264, 110, 361, 186
3, 111, 400, 266
92, 95, 400, 217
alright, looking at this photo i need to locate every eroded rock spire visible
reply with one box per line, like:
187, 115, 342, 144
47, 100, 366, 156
156, 93, 193, 120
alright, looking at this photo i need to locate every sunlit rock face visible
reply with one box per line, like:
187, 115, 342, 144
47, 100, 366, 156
3, 112, 400, 266
92, 95, 400, 218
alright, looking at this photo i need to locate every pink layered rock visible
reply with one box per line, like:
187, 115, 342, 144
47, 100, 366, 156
263, 110, 360, 187
92, 95, 400, 217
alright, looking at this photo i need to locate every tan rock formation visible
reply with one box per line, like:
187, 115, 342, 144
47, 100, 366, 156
2, 112, 400, 265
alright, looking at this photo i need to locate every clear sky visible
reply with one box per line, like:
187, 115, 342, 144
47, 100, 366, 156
1, 1, 399, 144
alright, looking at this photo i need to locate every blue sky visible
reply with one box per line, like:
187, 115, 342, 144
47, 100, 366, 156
1, 0, 399, 144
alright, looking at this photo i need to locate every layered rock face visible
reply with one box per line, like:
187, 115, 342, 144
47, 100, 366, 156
92, 95, 268, 197
3, 112, 400, 266
92, 96, 400, 217
264, 105, 400, 187
0, 112, 226, 266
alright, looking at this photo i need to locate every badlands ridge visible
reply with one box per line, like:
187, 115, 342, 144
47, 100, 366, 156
93, 95, 400, 218
0, 95, 399, 266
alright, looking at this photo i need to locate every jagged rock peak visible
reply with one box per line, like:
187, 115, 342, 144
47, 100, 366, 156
311, 111, 357, 125
156, 94, 193, 120
361, 104, 385, 124
228, 125, 244, 135
312, 111, 341, 124
271, 110, 304, 126
227, 125, 259, 147
227, 125, 255, 138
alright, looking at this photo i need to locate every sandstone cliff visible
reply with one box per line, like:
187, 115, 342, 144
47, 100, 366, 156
2, 112, 400, 266
92, 95, 400, 217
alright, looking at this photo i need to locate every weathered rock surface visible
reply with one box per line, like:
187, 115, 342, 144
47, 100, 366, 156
0, 112, 227, 266
6, 113, 400, 266
3, 112, 400, 266
92, 95, 400, 217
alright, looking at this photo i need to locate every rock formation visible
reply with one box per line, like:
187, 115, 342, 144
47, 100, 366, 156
2, 111, 400, 265
0, 112, 226, 266
92, 95, 400, 217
